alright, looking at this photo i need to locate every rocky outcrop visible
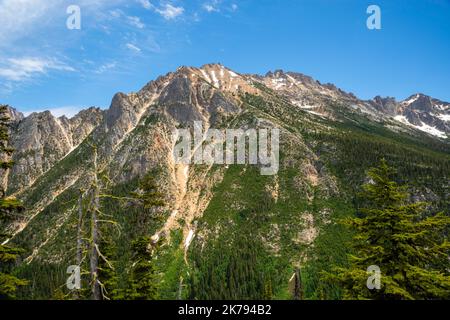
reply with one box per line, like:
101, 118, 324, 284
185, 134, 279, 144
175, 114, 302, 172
7, 108, 103, 194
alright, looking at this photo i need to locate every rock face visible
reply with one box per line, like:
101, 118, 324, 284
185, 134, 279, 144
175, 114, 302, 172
1, 64, 449, 299
367, 93, 450, 138
399, 94, 450, 134
370, 96, 398, 116
7, 107, 103, 194
6, 106, 24, 123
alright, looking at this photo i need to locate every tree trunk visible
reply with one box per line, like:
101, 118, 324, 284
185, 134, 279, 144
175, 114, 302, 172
177, 276, 183, 300
74, 189, 83, 299
90, 147, 101, 300
293, 267, 304, 300
289, 267, 304, 300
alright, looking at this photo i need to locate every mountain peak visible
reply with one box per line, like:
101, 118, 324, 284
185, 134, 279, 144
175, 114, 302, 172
200, 62, 225, 69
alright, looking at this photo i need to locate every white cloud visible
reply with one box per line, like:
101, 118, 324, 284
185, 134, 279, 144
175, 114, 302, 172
156, 4, 184, 20
203, 4, 217, 12
0, 57, 75, 82
137, 0, 183, 20
0, 0, 129, 46
127, 16, 145, 28
109, 9, 123, 18
94, 62, 117, 74
0, 0, 56, 46
137, 0, 153, 9
126, 43, 142, 52
203, 0, 220, 13
108, 10, 145, 29
202, 1, 238, 14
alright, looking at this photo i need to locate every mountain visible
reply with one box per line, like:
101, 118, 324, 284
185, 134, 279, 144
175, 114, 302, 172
2, 64, 449, 299
370, 93, 450, 138
6, 107, 103, 194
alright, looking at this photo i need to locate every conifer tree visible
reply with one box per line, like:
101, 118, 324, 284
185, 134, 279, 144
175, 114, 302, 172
0, 105, 27, 299
263, 278, 273, 300
325, 159, 450, 299
127, 236, 158, 300
125, 172, 164, 300
131, 173, 164, 209
131, 172, 165, 227
97, 237, 122, 300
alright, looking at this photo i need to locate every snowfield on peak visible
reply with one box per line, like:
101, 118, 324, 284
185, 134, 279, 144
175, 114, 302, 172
394, 115, 447, 139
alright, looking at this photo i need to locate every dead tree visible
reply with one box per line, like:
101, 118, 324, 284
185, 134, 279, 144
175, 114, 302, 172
73, 188, 85, 299
288, 267, 304, 300
76, 189, 84, 267
89, 146, 101, 300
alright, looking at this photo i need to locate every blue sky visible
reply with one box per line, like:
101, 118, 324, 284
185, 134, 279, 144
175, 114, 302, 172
0, 0, 449, 117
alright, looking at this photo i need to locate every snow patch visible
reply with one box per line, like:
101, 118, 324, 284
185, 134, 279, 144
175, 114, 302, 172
403, 94, 420, 105
228, 70, 238, 78
184, 229, 195, 249
416, 122, 447, 138
271, 78, 286, 89
200, 69, 211, 83
394, 115, 447, 138
210, 71, 219, 87
394, 115, 410, 125
300, 105, 315, 109
437, 114, 450, 122
286, 74, 298, 84
306, 110, 326, 117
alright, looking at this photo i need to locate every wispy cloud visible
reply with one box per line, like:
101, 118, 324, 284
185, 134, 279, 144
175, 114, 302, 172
0, 0, 56, 46
0, 0, 185, 98
138, 1, 184, 20
0, 0, 129, 47
202, 1, 238, 14
126, 43, 142, 53
108, 9, 146, 29
127, 16, 145, 28
94, 61, 118, 74
203, 0, 220, 13
0, 57, 75, 82
155, 4, 184, 20
137, 0, 154, 10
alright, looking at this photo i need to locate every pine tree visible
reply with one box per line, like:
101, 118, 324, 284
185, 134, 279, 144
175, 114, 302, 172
0, 105, 27, 299
97, 237, 122, 300
130, 172, 165, 227
324, 159, 450, 299
131, 173, 164, 209
124, 172, 164, 299
127, 236, 158, 300
263, 278, 273, 300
